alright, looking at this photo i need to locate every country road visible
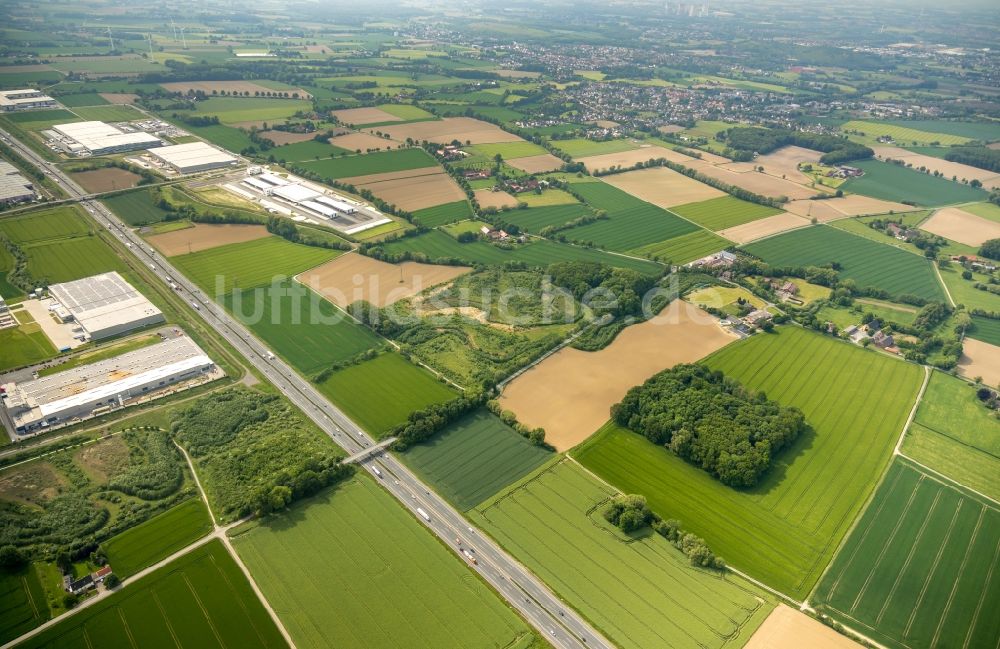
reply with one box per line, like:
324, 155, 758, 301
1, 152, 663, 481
0, 127, 613, 649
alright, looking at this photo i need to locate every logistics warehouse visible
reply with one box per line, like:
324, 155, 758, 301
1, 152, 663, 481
1, 336, 220, 435
47, 121, 162, 156
147, 141, 238, 174
47, 272, 164, 341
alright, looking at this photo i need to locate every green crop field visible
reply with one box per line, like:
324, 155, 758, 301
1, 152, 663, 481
178, 124, 253, 152
902, 371, 1000, 501
102, 189, 174, 226
0, 322, 57, 371
468, 141, 548, 159
16, 540, 286, 649
744, 225, 945, 301
843, 160, 987, 206
841, 120, 973, 146
934, 266, 1000, 313
575, 327, 924, 598
225, 280, 381, 374
25, 237, 127, 284
881, 119, 1000, 142
411, 200, 473, 227
233, 476, 534, 649
553, 138, 639, 158
298, 147, 438, 179
2, 109, 78, 129
960, 201, 1000, 223
268, 139, 349, 162
190, 97, 312, 124
518, 189, 579, 207
498, 203, 594, 233
969, 315, 1000, 346
380, 229, 664, 274
317, 352, 457, 437
471, 460, 774, 649
0, 564, 49, 645
70, 104, 143, 122
102, 498, 212, 579
631, 229, 730, 264
55, 92, 108, 107
562, 182, 698, 251
402, 409, 552, 510
670, 196, 783, 231
0, 206, 90, 243
172, 236, 338, 294
813, 459, 1000, 649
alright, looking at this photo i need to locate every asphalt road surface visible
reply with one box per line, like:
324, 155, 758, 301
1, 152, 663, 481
1, 129, 613, 649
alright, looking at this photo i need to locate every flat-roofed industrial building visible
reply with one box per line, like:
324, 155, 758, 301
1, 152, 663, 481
0, 160, 35, 206
146, 141, 238, 174
0, 89, 57, 112
51, 121, 162, 156
1, 336, 218, 434
47, 272, 164, 340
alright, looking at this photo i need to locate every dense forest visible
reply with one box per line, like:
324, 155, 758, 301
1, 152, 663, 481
721, 127, 873, 165
612, 364, 807, 487
944, 146, 1000, 173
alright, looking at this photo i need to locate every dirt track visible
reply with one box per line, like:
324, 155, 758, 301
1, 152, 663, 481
499, 301, 738, 451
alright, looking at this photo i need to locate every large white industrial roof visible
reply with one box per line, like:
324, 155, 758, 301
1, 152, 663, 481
48, 272, 162, 335
147, 141, 237, 169
53, 121, 161, 152
272, 183, 319, 203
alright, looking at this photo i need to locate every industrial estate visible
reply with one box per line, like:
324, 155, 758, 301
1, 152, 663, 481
0, 1, 997, 649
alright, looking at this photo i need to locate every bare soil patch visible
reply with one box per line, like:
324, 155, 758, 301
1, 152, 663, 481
99, 92, 138, 104
160, 80, 311, 98
874, 146, 1000, 190
330, 132, 402, 152
332, 106, 403, 126
75, 436, 130, 483
657, 124, 684, 134
783, 200, 852, 222
299, 252, 471, 307
784, 196, 914, 220
259, 130, 316, 145
369, 117, 522, 145
146, 223, 271, 256
474, 189, 520, 209
0, 462, 67, 507
70, 167, 141, 193
506, 153, 565, 173
959, 338, 1000, 387
602, 166, 725, 208
689, 160, 819, 200
718, 212, 811, 243
920, 207, 1000, 247
578, 145, 694, 170
499, 300, 738, 451
744, 605, 861, 649
355, 171, 466, 211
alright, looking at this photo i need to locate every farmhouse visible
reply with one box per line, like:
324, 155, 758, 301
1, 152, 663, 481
1, 335, 219, 435
0, 160, 35, 206
0, 88, 56, 112
743, 309, 773, 327
146, 141, 238, 174
49, 121, 162, 156
47, 272, 164, 341
687, 250, 737, 269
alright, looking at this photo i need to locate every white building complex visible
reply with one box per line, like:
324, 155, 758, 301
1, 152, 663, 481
1, 336, 218, 435
47, 272, 164, 340
0, 89, 56, 112
0, 160, 35, 206
146, 141, 238, 174
49, 121, 162, 156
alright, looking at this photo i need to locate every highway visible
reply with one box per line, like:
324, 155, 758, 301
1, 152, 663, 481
0, 128, 613, 649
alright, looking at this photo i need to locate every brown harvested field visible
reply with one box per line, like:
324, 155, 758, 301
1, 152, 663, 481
474, 189, 520, 209
330, 131, 402, 152
920, 207, 1000, 246
357, 171, 466, 211
332, 106, 404, 126
828, 195, 915, 217
506, 153, 564, 173
258, 130, 316, 145
658, 124, 685, 134
689, 160, 820, 200
687, 149, 733, 165
340, 167, 440, 186
70, 167, 141, 193
369, 117, 523, 145
99, 92, 138, 104
723, 145, 822, 185
499, 300, 738, 451
602, 166, 725, 208
577, 145, 694, 171
146, 223, 271, 256
874, 146, 1000, 190
744, 605, 861, 649
299, 252, 470, 307
959, 338, 1000, 388
783, 199, 853, 222
718, 212, 811, 243
160, 80, 311, 98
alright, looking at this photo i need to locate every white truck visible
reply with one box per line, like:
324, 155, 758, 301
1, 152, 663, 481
417, 507, 430, 522
264, 350, 275, 360
372, 466, 383, 478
